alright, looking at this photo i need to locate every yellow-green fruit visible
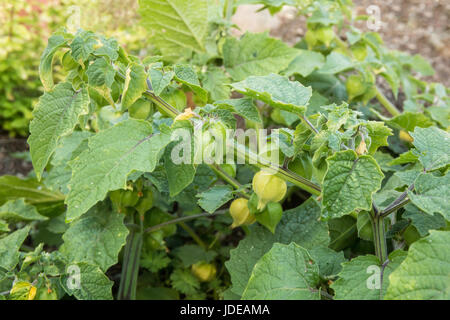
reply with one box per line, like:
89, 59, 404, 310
316, 26, 335, 46
252, 171, 287, 210
351, 43, 368, 61
10, 281, 37, 300
304, 29, 318, 48
399, 130, 414, 143
229, 198, 255, 228
191, 262, 217, 282
128, 98, 151, 120
346, 75, 366, 100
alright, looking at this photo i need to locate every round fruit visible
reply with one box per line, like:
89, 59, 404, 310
229, 198, 255, 228
191, 262, 217, 282
252, 171, 287, 210
316, 26, 335, 46
128, 98, 151, 120
351, 42, 368, 61
35, 287, 58, 300
346, 74, 366, 100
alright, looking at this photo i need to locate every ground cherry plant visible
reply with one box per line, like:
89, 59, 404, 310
0, 0, 449, 300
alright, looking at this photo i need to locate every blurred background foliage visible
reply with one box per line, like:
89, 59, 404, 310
0, 0, 147, 137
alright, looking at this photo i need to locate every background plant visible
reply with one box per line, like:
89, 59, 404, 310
0, 0, 448, 300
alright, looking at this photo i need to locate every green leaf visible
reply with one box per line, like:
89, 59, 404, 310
385, 231, 450, 300
242, 243, 321, 300
0, 199, 47, 222
0, 175, 64, 207
60, 262, 113, 300
213, 98, 261, 123
387, 111, 433, 132
364, 121, 393, 154
309, 247, 346, 278
0, 226, 30, 270
403, 204, 446, 237
0, 220, 9, 233
173, 64, 208, 102
149, 68, 174, 96
170, 269, 200, 295
86, 58, 116, 88
66, 120, 171, 221
139, 0, 209, 60
196, 185, 234, 213
408, 173, 450, 220
388, 150, 418, 166
69, 31, 97, 64
40, 34, 68, 91
328, 215, 357, 251
28, 82, 90, 180
164, 143, 196, 197
331, 250, 407, 300
122, 63, 148, 109
322, 150, 384, 219
255, 202, 283, 234
223, 32, 299, 81
226, 198, 328, 296
60, 204, 129, 271
172, 244, 217, 267
201, 67, 231, 101
426, 105, 450, 128
230, 74, 312, 115
283, 50, 325, 77
410, 127, 450, 171
318, 52, 354, 74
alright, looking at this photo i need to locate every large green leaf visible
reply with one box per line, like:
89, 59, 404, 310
387, 111, 433, 132
0, 226, 30, 270
385, 231, 450, 300
173, 64, 208, 102
121, 63, 148, 109
223, 32, 299, 81
0, 199, 47, 222
242, 243, 321, 300
196, 185, 234, 214
225, 198, 329, 296
40, 34, 68, 91
410, 127, 450, 171
283, 50, 325, 77
213, 98, 261, 123
331, 250, 407, 300
60, 204, 128, 272
28, 82, 90, 180
0, 176, 65, 208
60, 262, 113, 300
403, 204, 446, 237
230, 74, 312, 115
318, 52, 354, 74
139, 0, 209, 60
86, 58, 116, 88
66, 119, 171, 222
322, 150, 384, 219
408, 173, 450, 220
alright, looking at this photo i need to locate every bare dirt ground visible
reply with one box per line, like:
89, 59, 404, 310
233, 0, 450, 86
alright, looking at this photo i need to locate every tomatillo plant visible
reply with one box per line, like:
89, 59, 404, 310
0, 0, 448, 301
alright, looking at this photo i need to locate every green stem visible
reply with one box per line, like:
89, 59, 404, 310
117, 216, 143, 300
145, 90, 322, 196
179, 222, 208, 250
209, 164, 250, 198
375, 86, 401, 117
370, 213, 388, 263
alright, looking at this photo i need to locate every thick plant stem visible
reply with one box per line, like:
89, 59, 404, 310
375, 87, 401, 117
117, 217, 143, 300
370, 213, 388, 263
